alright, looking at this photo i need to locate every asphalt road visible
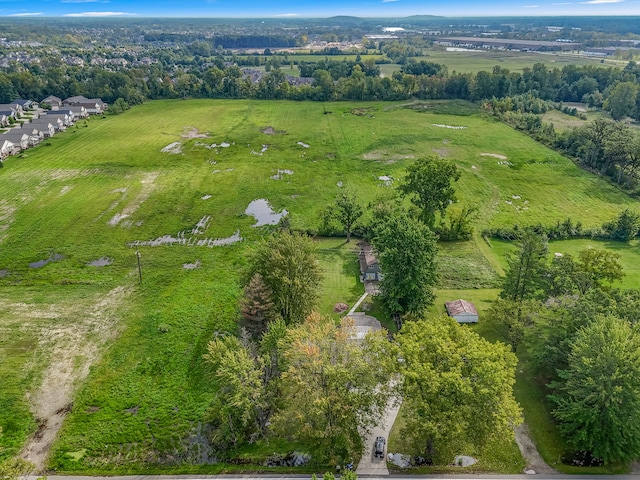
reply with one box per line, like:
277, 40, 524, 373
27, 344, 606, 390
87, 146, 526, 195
28, 475, 640, 480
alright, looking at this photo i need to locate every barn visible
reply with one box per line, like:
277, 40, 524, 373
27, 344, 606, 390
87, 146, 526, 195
445, 299, 479, 323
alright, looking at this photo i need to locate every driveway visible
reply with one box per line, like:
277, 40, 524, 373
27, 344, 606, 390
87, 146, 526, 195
356, 394, 402, 476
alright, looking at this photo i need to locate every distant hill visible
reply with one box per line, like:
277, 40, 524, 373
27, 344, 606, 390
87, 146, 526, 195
324, 16, 366, 25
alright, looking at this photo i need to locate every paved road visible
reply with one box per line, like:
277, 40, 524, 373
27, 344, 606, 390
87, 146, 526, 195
29, 475, 640, 480
356, 395, 402, 476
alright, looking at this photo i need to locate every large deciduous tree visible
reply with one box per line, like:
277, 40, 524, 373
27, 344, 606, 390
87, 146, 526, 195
501, 230, 548, 302
371, 211, 438, 319
273, 313, 394, 464
320, 186, 364, 242
397, 316, 522, 464
549, 315, 640, 464
249, 232, 321, 324
399, 156, 461, 228
204, 319, 287, 450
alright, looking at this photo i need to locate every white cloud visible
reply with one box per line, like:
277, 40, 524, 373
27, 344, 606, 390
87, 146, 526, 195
9, 12, 43, 16
64, 11, 136, 16
273, 13, 299, 16
579, 0, 623, 3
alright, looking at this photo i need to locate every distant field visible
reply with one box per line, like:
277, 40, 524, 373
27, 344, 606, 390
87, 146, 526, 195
0, 99, 638, 472
417, 49, 625, 74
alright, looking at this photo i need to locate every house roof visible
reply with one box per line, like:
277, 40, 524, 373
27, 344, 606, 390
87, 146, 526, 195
358, 241, 379, 272
42, 95, 62, 103
445, 299, 478, 316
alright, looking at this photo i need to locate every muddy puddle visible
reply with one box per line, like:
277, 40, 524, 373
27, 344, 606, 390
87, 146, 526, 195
432, 124, 467, 130
271, 169, 294, 180
30, 253, 63, 269
161, 142, 182, 154
132, 229, 242, 248
87, 257, 113, 267
245, 199, 288, 226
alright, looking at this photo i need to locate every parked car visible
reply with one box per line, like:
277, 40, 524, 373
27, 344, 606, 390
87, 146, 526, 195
374, 436, 386, 458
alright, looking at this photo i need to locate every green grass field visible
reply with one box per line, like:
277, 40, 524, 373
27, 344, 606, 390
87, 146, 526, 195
419, 49, 625, 74
1, 98, 639, 473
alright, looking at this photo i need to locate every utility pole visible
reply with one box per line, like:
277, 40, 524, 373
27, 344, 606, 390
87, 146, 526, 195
135, 247, 142, 285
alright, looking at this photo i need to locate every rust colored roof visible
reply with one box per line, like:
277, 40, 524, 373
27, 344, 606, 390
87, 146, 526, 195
445, 299, 478, 316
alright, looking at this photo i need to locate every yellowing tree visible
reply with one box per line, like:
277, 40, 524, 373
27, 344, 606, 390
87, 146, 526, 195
273, 313, 394, 464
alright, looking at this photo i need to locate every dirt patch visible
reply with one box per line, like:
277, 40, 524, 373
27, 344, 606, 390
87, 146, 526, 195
20, 286, 131, 472
262, 126, 286, 135
108, 172, 158, 227
351, 107, 376, 117
181, 126, 209, 139
481, 153, 507, 160
432, 148, 449, 157
362, 150, 415, 164
514, 423, 556, 473
161, 142, 182, 154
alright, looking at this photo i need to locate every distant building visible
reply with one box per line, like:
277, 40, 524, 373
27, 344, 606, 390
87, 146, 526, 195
445, 299, 479, 323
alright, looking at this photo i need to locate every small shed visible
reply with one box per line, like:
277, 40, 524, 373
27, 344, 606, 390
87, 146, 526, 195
445, 299, 479, 323
358, 241, 382, 282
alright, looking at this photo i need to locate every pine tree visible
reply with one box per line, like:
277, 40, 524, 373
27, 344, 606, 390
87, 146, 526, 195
240, 273, 277, 339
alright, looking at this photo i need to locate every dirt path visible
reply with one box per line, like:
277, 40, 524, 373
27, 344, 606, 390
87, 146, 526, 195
20, 286, 130, 472
514, 423, 557, 474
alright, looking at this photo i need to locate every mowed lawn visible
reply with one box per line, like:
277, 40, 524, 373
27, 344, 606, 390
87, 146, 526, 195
0, 99, 638, 472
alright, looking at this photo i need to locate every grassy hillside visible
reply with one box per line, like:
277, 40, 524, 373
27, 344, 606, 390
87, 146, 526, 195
0, 99, 637, 472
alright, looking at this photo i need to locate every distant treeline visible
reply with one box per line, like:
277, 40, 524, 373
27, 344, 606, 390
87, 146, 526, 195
4, 57, 640, 113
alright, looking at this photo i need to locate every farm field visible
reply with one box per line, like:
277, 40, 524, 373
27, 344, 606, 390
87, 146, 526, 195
418, 49, 625, 74
0, 98, 638, 473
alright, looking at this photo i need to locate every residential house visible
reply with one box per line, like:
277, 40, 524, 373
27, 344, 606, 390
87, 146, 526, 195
358, 241, 382, 282
21, 127, 43, 146
58, 105, 89, 120
41, 95, 63, 109
63, 96, 107, 114
0, 103, 23, 118
0, 113, 8, 128
44, 112, 74, 128
57, 107, 87, 119
1, 132, 29, 152
444, 299, 479, 323
0, 139, 14, 158
27, 120, 56, 138
12, 99, 38, 110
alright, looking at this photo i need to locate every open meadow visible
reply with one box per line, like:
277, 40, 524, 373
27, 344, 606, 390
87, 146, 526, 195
0, 98, 638, 473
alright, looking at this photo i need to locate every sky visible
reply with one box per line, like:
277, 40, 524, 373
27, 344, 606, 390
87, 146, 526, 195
2, 0, 640, 18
